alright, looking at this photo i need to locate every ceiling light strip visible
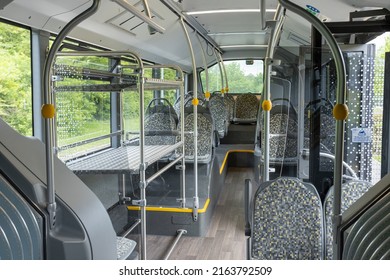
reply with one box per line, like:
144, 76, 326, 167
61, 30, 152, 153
185, 9, 277, 15
209, 31, 268, 36
220, 44, 269, 49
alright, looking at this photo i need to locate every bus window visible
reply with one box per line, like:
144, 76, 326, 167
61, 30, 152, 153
370, 32, 390, 183
54, 55, 112, 161
0, 21, 32, 136
201, 59, 263, 94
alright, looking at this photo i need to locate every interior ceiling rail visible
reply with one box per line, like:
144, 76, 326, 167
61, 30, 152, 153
111, 0, 165, 34
160, 0, 222, 54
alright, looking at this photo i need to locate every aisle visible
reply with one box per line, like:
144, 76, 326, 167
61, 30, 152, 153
144, 167, 254, 260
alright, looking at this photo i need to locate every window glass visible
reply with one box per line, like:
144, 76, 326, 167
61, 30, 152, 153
54, 55, 111, 161
201, 60, 263, 94
0, 21, 32, 136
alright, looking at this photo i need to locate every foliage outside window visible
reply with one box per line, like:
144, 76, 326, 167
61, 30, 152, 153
201, 60, 263, 94
0, 21, 32, 136
55, 55, 112, 161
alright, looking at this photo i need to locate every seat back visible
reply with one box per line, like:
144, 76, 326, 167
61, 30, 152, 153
225, 94, 235, 122
304, 98, 335, 153
209, 93, 228, 138
173, 91, 205, 117
260, 98, 298, 162
324, 180, 372, 259
145, 98, 177, 146
173, 93, 192, 117
234, 94, 259, 123
250, 177, 323, 259
176, 105, 214, 163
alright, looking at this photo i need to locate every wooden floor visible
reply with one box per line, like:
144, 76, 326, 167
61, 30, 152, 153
139, 167, 254, 260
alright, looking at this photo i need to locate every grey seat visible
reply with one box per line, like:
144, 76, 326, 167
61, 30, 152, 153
225, 94, 235, 122
116, 237, 137, 260
234, 93, 259, 123
269, 113, 298, 160
176, 105, 214, 163
209, 93, 228, 138
304, 98, 335, 154
173, 91, 204, 117
323, 180, 372, 259
173, 93, 192, 117
145, 98, 178, 146
247, 177, 323, 260
259, 98, 298, 163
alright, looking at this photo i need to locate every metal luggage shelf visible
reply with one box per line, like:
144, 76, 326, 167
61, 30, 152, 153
67, 142, 183, 174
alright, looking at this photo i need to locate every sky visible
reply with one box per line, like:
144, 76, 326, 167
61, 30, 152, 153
368, 32, 389, 50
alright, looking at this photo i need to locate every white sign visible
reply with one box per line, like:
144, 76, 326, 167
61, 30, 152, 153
351, 127, 372, 143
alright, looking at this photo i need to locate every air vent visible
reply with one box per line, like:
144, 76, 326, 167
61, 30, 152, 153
106, 1, 164, 36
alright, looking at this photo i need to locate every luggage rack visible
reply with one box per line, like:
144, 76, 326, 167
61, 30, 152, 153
67, 142, 183, 174
52, 50, 186, 260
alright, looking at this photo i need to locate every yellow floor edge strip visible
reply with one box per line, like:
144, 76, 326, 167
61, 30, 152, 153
219, 149, 255, 174
127, 198, 210, 213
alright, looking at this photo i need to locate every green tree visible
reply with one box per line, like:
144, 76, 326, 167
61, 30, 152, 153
376, 35, 390, 60
373, 34, 390, 95
201, 61, 263, 94
0, 22, 32, 135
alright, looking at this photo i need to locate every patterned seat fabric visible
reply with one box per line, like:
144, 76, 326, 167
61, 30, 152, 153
324, 180, 372, 259
145, 112, 177, 145
145, 98, 178, 146
209, 94, 228, 138
173, 92, 205, 117
174, 94, 192, 117
225, 94, 235, 121
176, 110, 213, 163
259, 101, 298, 162
269, 113, 298, 159
234, 94, 259, 122
304, 103, 335, 153
251, 177, 323, 260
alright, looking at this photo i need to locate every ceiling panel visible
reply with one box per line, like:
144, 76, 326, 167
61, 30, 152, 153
190, 12, 275, 33
179, 0, 278, 12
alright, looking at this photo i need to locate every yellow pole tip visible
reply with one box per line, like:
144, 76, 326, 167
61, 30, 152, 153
205, 91, 211, 99
221, 88, 225, 94
192, 98, 199, 106
333, 103, 349, 120
262, 100, 272, 111
41, 104, 56, 119
225, 87, 229, 93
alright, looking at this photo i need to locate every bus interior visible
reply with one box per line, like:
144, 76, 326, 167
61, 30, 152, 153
1, 0, 390, 260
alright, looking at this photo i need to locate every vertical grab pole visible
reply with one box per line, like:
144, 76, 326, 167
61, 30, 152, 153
261, 0, 267, 30
214, 49, 225, 93
218, 52, 229, 93
180, 17, 199, 221
138, 62, 147, 260
278, 0, 347, 260
196, 33, 210, 99
42, 0, 101, 229
180, 72, 186, 208
261, 4, 285, 183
